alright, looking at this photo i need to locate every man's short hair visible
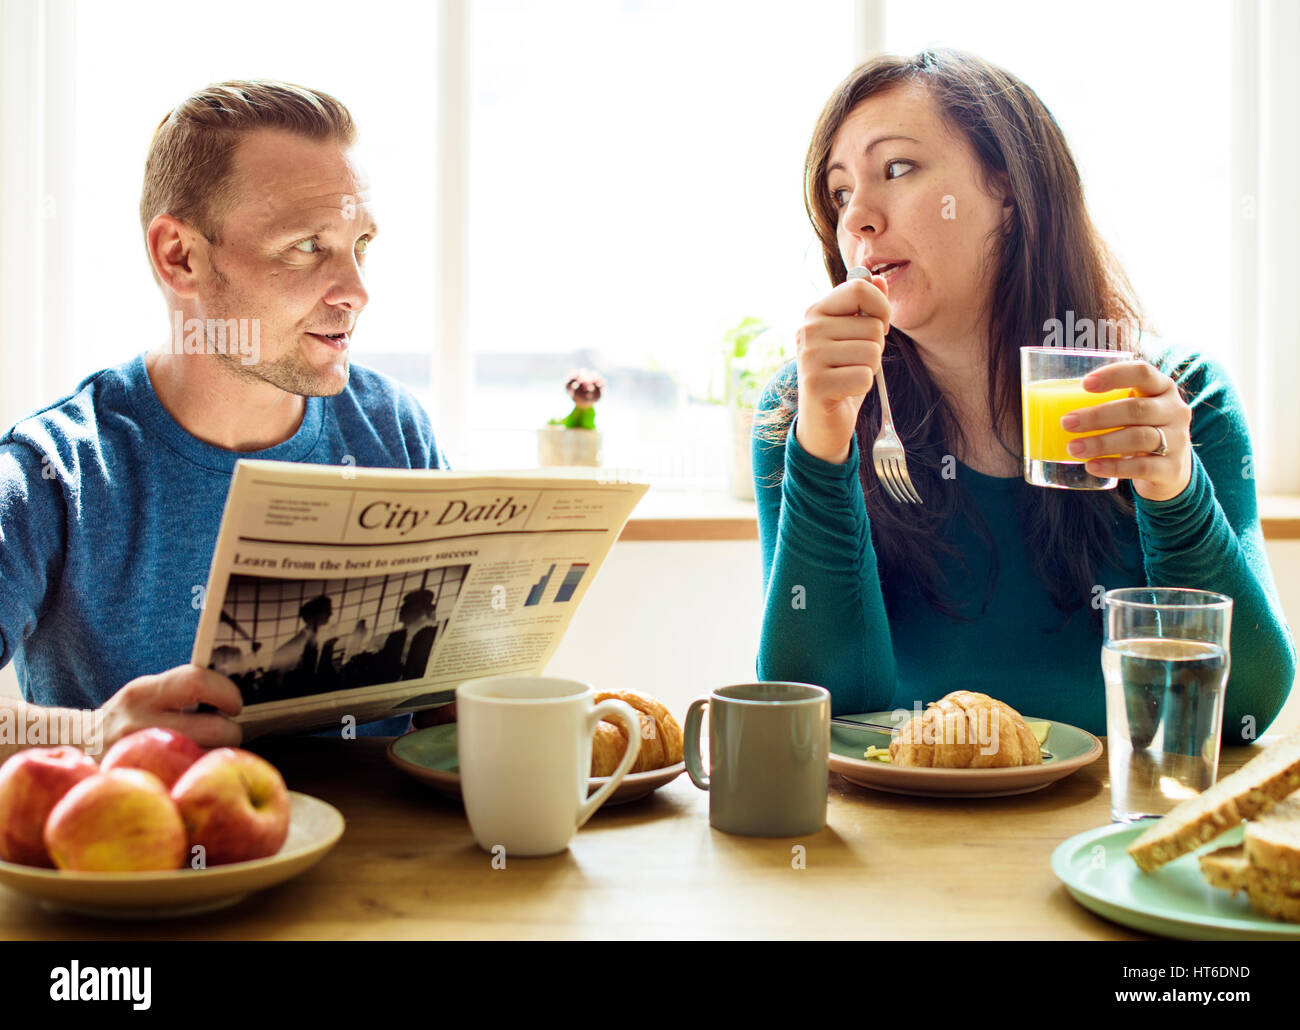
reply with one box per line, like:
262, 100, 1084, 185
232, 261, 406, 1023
139, 80, 357, 283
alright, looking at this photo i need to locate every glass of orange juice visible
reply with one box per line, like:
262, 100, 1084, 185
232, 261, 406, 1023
1021, 346, 1134, 489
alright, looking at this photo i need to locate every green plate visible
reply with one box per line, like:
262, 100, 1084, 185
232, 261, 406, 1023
828, 712, 1102, 797
387, 724, 683, 806
390, 724, 460, 795
1052, 820, 1300, 940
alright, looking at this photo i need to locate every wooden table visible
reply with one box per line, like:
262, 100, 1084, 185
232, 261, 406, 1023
0, 737, 1262, 940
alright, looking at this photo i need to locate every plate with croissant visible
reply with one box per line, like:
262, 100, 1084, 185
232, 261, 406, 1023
829, 690, 1102, 798
387, 689, 685, 806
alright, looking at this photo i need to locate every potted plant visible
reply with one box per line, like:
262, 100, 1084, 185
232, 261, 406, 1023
538, 369, 605, 467
720, 317, 790, 500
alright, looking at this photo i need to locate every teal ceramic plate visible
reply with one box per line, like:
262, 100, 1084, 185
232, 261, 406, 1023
1052, 820, 1300, 940
828, 712, 1101, 798
387, 724, 684, 806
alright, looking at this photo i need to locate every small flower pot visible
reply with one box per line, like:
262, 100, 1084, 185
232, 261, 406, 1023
538, 426, 602, 467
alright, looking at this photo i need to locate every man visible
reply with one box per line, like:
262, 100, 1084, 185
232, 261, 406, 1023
376, 590, 439, 684
0, 80, 446, 761
268, 595, 335, 700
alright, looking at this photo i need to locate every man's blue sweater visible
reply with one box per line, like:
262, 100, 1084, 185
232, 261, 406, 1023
0, 354, 447, 735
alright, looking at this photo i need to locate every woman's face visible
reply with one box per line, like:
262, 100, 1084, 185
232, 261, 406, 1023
826, 82, 1010, 345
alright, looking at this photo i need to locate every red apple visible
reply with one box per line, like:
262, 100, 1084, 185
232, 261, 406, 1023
0, 746, 99, 867
101, 727, 204, 790
44, 768, 188, 872
171, 749, 290, 866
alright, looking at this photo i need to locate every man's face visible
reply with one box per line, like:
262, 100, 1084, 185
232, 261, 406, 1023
197, 128, 377, 396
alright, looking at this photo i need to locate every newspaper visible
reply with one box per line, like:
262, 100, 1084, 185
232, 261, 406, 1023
190, 460, 648, 738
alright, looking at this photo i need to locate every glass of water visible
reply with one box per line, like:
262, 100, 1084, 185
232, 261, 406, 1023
1102, 588, 1232, 822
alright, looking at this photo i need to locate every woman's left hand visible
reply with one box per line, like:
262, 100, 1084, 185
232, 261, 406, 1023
1059, 359, 1193, 502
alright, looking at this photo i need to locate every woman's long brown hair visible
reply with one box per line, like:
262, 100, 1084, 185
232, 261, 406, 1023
760, 49, 1149, 626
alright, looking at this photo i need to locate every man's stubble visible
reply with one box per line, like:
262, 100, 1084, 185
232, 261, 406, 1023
205, 257, 350, 398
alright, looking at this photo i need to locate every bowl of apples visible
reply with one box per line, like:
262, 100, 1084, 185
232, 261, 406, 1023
0, 730, 344, 918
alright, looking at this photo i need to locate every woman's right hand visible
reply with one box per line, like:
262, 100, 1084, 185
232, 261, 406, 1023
794, 272, 891, 464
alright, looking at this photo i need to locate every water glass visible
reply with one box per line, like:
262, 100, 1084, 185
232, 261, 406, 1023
1102, 588, 1232, 822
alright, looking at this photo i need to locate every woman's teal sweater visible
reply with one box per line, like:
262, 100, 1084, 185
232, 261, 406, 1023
753, 345, 1295, 745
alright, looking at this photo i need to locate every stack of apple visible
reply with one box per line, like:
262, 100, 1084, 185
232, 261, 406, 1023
0, 730, 291, 872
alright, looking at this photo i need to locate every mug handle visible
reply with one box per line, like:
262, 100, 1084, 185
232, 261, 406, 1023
684, 697, 709, 789
577, 699, 642, 827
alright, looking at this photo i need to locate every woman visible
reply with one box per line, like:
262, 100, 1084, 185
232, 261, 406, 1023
754, 49, 1294, 744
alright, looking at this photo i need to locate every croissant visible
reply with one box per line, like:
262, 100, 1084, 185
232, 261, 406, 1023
889, 690, 1042, 768
590, 690, 684, 775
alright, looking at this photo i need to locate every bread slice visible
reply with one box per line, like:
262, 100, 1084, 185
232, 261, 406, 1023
1199, 845, 1300, 923
1200, 842, 1300, 895
1199, 844, 1252, 891
1245, 795, 1300, 878
1241, 885, 1300, 922
1127, 729, 1300, 873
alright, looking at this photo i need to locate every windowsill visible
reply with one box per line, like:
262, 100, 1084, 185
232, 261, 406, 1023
619, 488, 758, 541
1260, 495, 1300, 540
619, 489, 1300, 542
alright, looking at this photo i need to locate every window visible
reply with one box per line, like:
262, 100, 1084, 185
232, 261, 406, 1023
883, 0, 1231, 359
68, 0, 441, 396
62, 0, 858, 489
5, 0, 1292, 491
462, 0, 856, 482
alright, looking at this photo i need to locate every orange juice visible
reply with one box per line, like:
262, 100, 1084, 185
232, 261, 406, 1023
1023, 377, 1133, 462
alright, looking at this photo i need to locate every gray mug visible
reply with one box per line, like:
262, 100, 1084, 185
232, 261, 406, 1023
684, 682, 830, 836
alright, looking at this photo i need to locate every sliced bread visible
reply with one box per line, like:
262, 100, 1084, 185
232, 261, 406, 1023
1200, 847, 1300, 924
1199, 842, 1300, 896
1241, 885, 1300, 923
1244, 795, 1300, 878
1199, 844, 1251, 892
1127, 729, 1300, 873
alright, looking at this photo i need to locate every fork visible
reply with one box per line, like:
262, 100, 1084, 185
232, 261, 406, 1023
847, 266, 922, 504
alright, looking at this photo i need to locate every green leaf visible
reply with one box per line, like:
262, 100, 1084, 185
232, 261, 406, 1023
723, 316, 770, 360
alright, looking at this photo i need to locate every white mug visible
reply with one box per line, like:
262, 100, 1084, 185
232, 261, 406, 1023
456, 675, 641, 857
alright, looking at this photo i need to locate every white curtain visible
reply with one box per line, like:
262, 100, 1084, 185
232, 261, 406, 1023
0, 0, 77, 434
1231, 0, 1300, 494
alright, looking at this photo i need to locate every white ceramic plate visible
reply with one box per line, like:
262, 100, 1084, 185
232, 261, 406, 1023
0, 791, 344, 919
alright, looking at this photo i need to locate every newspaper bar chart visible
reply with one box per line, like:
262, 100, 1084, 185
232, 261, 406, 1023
524, 564, 556, 607
522, 562, 589, 606
553, 563, 589, 602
